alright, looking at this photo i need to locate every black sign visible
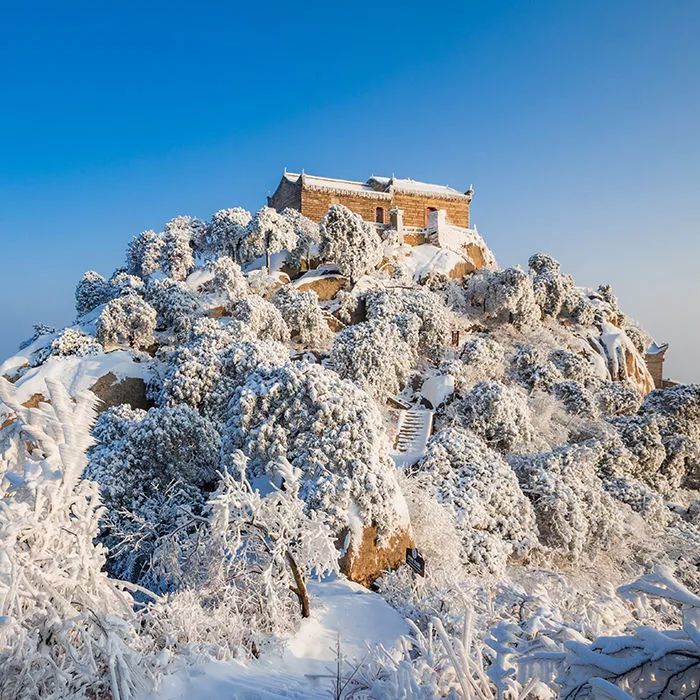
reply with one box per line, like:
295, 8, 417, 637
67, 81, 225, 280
406, 547, 426, 577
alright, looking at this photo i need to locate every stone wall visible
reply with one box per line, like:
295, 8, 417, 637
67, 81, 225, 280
392, 192, 469, 228
267, 177, 301, 211
299, 188, 469, 229
300, 188, 390, 223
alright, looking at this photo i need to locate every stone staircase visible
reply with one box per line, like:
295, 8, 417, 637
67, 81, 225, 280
393, 407, 433, 467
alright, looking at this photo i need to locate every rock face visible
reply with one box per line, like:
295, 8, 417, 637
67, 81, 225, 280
293, 271, 349, 301
339, 525, 414, 587
89, 372, 152, 413
591, 323, 656, 396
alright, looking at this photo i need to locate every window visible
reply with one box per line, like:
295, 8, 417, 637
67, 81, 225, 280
375, 207, 385, 224
425, 207, 438, 226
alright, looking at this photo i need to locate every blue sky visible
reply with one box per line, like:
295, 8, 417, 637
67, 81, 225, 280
1, 1, 698, 381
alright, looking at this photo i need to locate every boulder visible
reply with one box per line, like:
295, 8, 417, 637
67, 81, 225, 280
89, 372, 153, 413
339, 525, 414, 587
294, 273, 349, 301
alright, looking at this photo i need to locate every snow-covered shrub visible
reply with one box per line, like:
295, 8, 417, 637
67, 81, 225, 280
239, 206, 297, 271
28, 327, 102, 367
126, 229, 164, 278
109, 269, 146, 296
198, 207, 252, 260
441, 334, 505, 393
161, 215, 203, 280
465, 268, 540, 329
143, 451, 338, 660
146, 277, 200, 340
365, 286, 450, 356
156, 319, 288, 423
330, 319, 414, 400
0, 378, 150, 699
96, 292, 156, 349
334, 288, 365, 325
415, 426, 538, 575
201, 255, 248, 299
271, 286, 329, 347
449, 380, 535, 453
511, 443, 627, 560
75, 270, 113, 316
319, 204, 383, 282
49, 327, 101, 357
508, 343, 562, 391
551, 380, 597, 418
85, 403, 221, 585
640, 383, 700, 443
18, 322, 56, 351
528, 253, 580, 319
282, 207, 321, 270
222, 361, 407, 541
610, 413, 673, 490
560, 566, 700, 698
596, 379, 643, 417
548, 349, 598, 386
230, 294, 290, 342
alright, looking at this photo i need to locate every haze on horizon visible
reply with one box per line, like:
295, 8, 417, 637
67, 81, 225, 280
1, 1, 698, 382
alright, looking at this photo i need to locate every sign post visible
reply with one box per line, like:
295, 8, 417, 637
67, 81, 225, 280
405, 547, 426, 577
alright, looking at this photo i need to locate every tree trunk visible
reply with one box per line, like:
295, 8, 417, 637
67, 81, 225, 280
265, 232, 271, 274
285, 550, 310, 618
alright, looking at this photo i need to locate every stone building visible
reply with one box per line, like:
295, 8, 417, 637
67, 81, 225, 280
645, 342, 669, 389
268, 171, 473, 229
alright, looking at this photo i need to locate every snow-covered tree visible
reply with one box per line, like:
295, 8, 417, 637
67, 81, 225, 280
511, 443, 627, 560
282, 207, 321, 270
198, 207, 252, 260
319, 204, 382, 283
271, 286, 329, 347
330, 319, 414, 400
75, 270, 113, 316
85, 403, 221, 585
161, 215, 204, 280
202, 255, 248, 298
465, 268, 540, 329
146, 277, 200, 340
596, 380, 643, 417
239, 206, 298, 272
415, 426, 538, 575
528, 253, 580, 320
96, 292, 157, 349
365, 286, 451, 356
230, 294, 290, 342
109, 269, 146, 296
222, 361, 408, 542
448, 380, 535, 453
126, 229, 164, 278
0, 378, 149, 699
507, 343, 562, 391
155, 318, 288, 423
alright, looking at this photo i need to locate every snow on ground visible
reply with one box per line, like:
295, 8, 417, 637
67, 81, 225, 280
0, 350, 150, 420
152, 578, 408, 700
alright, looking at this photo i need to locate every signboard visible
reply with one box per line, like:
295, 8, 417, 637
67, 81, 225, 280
406, 547, 426, 577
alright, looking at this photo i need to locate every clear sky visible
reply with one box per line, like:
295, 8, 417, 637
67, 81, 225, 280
1, 1, 698, 381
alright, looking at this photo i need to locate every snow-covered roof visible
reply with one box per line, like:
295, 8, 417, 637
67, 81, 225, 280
646, 341, 669, 356
283, 172, 469, 200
